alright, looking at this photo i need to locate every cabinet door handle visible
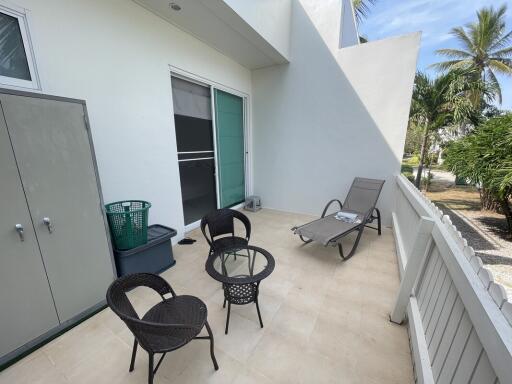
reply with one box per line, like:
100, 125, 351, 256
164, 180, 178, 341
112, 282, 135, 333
15, 224, 24, 241
43, 217, 54, 233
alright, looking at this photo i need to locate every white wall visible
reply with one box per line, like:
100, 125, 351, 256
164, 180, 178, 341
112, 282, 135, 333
298, 0, 343, 53
340, 0, 359, 47
298, 0, 361, 51
14, 0, 252, 239
6, 0, 417, 238
223, 0, 292, 60
252, 0, 420, 225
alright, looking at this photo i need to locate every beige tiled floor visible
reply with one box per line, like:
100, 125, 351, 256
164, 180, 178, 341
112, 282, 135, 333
0, 209, 413, 384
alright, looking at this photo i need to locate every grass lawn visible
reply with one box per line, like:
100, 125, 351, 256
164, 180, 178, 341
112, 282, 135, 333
426, 185, 481, 211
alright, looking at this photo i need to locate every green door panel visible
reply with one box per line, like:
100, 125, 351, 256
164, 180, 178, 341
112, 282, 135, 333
214, 89, 245, 208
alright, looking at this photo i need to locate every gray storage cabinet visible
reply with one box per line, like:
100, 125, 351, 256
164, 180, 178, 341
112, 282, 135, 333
0, 89, 115, 365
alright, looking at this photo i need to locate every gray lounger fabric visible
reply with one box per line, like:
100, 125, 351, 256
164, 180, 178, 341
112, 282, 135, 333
343, 178, 385, 214
293, 212, 363, 246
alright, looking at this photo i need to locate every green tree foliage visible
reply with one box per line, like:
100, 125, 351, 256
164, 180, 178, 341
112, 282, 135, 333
444, 114, 512, 235
432, 4, 512, 104
498, 131, 512, 193
404, 121, 424, 155
409, 69, 490, 188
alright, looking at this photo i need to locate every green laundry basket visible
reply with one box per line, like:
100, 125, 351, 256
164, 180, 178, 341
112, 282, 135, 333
105, 200, 151, 250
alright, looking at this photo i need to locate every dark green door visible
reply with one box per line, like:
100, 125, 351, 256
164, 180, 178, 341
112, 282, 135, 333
214, 89, 245, 208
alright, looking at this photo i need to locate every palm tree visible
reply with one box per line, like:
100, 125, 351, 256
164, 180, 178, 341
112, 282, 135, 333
432, 4, 512, 103
352, 0, 377, 24
410, 70, 490, 188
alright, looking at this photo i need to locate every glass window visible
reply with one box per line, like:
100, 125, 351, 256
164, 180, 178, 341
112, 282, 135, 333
0, 11, 31, 80
0, 4, 39, 89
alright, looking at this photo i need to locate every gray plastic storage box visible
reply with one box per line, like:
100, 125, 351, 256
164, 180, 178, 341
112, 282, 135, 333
113, 224, 176, 277
244, 196, 261, 212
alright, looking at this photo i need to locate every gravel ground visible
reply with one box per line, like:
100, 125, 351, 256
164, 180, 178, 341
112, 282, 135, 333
425, 170, 512, 296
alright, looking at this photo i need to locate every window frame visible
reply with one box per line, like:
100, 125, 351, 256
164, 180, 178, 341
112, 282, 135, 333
0, 1, 40, 90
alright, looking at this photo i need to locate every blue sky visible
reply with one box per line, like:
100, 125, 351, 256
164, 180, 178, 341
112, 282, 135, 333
359, 0, 512, 110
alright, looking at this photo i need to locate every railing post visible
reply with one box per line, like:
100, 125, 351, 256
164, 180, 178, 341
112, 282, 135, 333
390, 217, 435, 324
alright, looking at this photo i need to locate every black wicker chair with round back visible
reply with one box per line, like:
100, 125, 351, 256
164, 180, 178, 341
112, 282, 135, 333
200, 208, 252, 258
106, 273, 218, 384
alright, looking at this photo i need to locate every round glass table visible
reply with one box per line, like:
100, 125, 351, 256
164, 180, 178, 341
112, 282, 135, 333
205, 245, 275, 334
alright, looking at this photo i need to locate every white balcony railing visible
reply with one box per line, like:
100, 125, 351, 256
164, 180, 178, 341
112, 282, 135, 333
391, 174, 512, 384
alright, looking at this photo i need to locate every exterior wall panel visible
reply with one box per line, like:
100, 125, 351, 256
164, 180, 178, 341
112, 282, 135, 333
223, 0, 292, 59
252, 0, 420, 224
11, 0, 252, 238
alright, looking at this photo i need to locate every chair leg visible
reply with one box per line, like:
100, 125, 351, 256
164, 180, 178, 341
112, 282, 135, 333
375, 208, 382, 235
255, 298, 264, 328
225, 302, 231, 335
129, 339, 138, 372
247, 248, 253, 276
148, 353, 154, 384
299, 235, 313, 244
205, 321, 219, 370
152, 353, 167, 375
340, 228, 365, 261
337, 243, 345, 260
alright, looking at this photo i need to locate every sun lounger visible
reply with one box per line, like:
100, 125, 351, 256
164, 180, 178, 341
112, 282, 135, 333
291, 178, 385, 260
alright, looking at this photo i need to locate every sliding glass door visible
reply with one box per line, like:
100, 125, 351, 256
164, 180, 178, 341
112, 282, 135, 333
171, 74, 246, 225
171, 76, 217, 225
214, 89, 245, 208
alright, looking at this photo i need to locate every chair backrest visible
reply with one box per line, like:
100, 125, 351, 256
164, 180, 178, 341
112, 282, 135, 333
106, 273, 173, 321
106, 273, 175, 350
343, 177, 385, 215
200, 208, 251, 246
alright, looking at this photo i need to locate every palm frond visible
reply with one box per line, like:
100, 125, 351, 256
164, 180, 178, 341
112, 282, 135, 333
485, 68, 502, 104
435, 48, 472, 59
429, 60, 472, 72
492, 46, 512, 58
475, 5, 507, 51
490, 30, 512, 51
450, 27, 475, 52
488, 59, 512, 75
352, 0, 377, 24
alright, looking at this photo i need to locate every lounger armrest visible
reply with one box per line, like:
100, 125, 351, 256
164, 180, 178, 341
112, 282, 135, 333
321, 199, 343, 218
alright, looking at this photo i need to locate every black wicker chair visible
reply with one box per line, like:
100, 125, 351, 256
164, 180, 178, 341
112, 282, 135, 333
106, 273, 218, 384
200, 208, 251, 257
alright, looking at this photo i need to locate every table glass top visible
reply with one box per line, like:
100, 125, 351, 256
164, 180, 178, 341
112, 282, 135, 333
212, 248, 269, 279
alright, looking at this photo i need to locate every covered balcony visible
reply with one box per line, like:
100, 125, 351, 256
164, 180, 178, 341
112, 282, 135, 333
0, 1, 510, 383
0, 208, 410, 384
3, 175, 512, 383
